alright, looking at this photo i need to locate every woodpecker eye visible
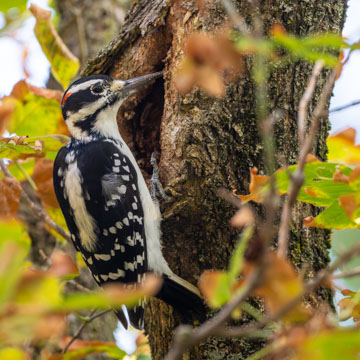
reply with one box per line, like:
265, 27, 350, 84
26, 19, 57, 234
90, 83, 105, 94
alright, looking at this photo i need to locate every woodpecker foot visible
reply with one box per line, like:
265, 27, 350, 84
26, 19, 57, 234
150, 152, 170, 203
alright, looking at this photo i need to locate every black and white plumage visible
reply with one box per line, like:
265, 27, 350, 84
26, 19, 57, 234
53, 73, 205, 329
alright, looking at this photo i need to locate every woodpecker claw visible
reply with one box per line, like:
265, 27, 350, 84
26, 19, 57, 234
150, 152, 171, 202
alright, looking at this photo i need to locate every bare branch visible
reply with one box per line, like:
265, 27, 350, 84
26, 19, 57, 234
216, 187, 242, 208
63, 309, 111, 353
220, 0, 249, 34
330, 99, 360, 114
277, 64, 338, 260
0, 159, 71, 242
297, 61, 324, 147
333, 267, 360, 280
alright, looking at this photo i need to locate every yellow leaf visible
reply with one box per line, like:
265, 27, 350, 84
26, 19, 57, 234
29, 4, 79, 89
328, 128, 360, 165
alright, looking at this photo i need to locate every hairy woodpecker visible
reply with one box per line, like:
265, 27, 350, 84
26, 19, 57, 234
53, 72, 205, 329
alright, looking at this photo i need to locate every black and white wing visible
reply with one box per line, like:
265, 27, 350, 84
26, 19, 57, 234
53, 140, 147, 329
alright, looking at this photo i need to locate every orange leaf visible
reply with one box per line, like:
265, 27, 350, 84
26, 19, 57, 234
234, 167, 269, 204
0, 101, 16, 137
198, 270, 225, 305
103, 273, 162, 299
254, 253, 310, 322
333, 169, 349, 183
0, 177, 22, 218
196, 65, 225, 97
303, 187, 318, 197
303, 216, 319, 227
32, 158, 59, 209
135, 330, 151, 356
339, 194, 359, 221
305, 154, 319, 163
270, 23, 286, 36
230, 206, 255, 228
349, 166, 360, 183
48, 251, 78, 277
33, 314, 66, 340
174, 31, 243, 97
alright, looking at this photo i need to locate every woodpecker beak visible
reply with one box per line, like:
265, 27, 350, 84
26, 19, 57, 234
111, 71, 163, 95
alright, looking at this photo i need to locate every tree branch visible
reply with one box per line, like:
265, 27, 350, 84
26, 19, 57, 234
277, 63, 338, 259
63, 309, 111, 353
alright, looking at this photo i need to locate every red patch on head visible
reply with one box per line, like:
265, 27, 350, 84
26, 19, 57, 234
62, 92, 72, 107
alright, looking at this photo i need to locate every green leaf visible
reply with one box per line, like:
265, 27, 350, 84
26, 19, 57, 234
30, 4, 79, 89
0, 242, 28, 307
137, 355, 152, 360
271, 32, 343, 67
209, 272, 233, 308
60, 289, 142, 312
8, 94, 62, 138
276, 162, 354, 207
27, 135, 69, 152
0, 142, 41, 160
298, 329, 360, 360
61, 344, 126, 360
15, 276, 62, 309
8, 159, 35, 182
228, 227, 253, 285
0, 0, 27, 13
304, 201, 358, 230
0, 222, 29, 307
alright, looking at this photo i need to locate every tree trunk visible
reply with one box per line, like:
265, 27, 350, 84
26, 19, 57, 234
82, 0, 347, 358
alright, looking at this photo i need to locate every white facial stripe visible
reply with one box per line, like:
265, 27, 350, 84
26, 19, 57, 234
91, 103, 122, 140
69, 80, 100, 94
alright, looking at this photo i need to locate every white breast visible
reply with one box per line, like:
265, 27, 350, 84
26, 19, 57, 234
64, 160, 98, 251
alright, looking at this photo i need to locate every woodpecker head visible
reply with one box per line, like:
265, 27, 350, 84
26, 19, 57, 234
61, 72, 163, 141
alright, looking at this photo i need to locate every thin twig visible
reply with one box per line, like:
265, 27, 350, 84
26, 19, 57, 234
63, 309, 111, 353
0, 159, 71, 242
66, 279, 92, 293
297, 61, 324, 147
216, 187, 242, 208
220, 0, 250, 34
333, 267, 360, 280
15, 160, 37, 191
330, 99, 360, 114
277, 64, 338, 260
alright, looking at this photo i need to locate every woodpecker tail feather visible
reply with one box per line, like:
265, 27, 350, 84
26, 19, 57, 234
114, 308, 128, 329
156, 273, 206, 324
128, 305, 145, 330
115, 305, 145, 330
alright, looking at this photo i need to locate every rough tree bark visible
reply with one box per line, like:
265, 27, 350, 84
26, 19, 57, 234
81, 0, 348, 359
